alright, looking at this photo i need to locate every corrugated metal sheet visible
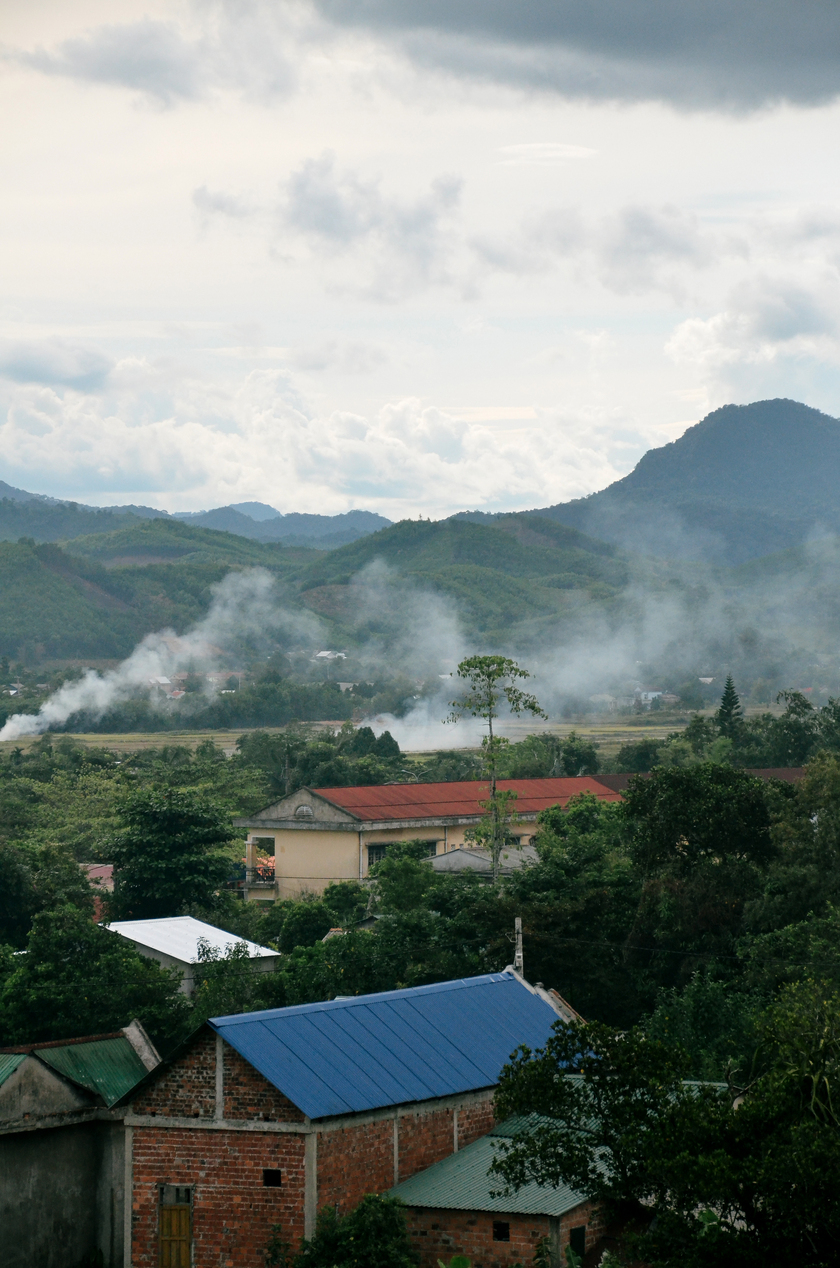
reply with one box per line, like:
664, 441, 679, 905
390, 1116, 586, 1217
210, 973, 560, 1120
105, 916, 278, 963
312, 777, 621, 823
37, 1036, 149, 1107
0, 1052, 26, 1088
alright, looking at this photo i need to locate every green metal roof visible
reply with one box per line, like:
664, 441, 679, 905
0, 1052, 26, 1089
391, 1117, 587, 1218
36, 1036, 149, 1107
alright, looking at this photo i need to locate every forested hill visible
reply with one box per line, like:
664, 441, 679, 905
528, 399, 840, 563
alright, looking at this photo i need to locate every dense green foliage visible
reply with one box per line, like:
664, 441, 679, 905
493, 981, 840, 1267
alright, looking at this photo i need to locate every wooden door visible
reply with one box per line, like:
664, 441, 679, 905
160, 1204, 191, 1268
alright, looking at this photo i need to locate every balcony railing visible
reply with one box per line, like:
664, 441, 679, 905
245, 866, 276, 887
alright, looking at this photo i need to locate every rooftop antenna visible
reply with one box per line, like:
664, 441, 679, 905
514, 916, 524, 975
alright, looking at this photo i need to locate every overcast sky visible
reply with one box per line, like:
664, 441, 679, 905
2, 0, 840, 516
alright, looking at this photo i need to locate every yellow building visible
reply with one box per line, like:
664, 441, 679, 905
233, 776, 622, 900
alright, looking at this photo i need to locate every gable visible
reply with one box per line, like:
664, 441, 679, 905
248, 787, 359, 825
0, 1056, 96, 1124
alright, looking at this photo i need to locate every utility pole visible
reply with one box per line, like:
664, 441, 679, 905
514, 916, 524, 975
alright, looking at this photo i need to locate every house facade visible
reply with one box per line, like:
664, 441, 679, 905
234, 776, 623, 899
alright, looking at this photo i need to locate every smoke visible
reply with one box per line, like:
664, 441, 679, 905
0, 570, 323, 742
4, 515, 838, 750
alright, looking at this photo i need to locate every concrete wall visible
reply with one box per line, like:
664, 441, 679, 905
248, 821, 541, 898
0, 1121, 124, 1268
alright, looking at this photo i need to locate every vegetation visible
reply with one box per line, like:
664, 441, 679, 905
447, 654, 546, 880
493, 983, 840, 1267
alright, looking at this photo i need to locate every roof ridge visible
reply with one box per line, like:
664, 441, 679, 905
211, 971, 513, 1026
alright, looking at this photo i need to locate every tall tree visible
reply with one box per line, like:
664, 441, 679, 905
447, 655, 546, 882
716, 674, 744, 740
108, 788, 234, 920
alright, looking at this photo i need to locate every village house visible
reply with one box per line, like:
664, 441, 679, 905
0, 1022, 161, 1268
391, 1115, 601, 1268
234, 776, 623, 900
0, 971, 576, 1268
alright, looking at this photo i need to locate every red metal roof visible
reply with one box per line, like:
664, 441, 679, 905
311, 776, 622, 823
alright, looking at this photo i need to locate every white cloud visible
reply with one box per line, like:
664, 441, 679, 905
277, 154, 463, 300
0, 338, 114, 390
0, 363, 626, 516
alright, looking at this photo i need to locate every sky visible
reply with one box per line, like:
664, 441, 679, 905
2, 0, 840, 519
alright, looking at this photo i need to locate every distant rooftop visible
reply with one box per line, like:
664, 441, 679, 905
104, 915, 277, 963
307, 777, 621, 823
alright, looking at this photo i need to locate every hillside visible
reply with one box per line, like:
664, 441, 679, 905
530, 399, 840, 563
0, 524, 319, 662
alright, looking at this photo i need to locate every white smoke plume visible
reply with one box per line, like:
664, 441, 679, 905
0, 569, 323, 742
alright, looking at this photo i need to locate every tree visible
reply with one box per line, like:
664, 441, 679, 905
493, 983, 840, 1267
715, 674, 744, 740
0, 903, 189, 1050
294, 1194, 417, 1268
447, 655, 546, 882
108, 788, 234, 920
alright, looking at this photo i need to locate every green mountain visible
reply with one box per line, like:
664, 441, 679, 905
0, 523, 319, 662
529, 399, 840, 563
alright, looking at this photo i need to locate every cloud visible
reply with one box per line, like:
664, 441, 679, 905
19, 19, 207, 105
193, 186, 252, 219
0, 338, 114, 391
14, 6, 296, 106
312, 0, 840, 111
473, 202, 730, 299
0, 362, 627, 516
665, 275, 840, 400
277, 154, 463, 299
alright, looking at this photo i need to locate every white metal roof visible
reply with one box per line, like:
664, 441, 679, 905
103, 916, 278, 964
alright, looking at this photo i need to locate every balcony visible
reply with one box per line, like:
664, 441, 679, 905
245, 865, 276, 888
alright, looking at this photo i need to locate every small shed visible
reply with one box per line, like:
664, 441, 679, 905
103, 915, 280, 993
391, 1115, 601, 1268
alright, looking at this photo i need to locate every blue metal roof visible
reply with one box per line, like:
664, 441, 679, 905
210, 973, 560, 1120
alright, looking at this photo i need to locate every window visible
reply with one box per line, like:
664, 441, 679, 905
159, 1186, 191, 1268
492, 1221, 510, 1242
295, 805, 314, 819
569, 1225, 586, 1257
368, 841, 439, 868
262, 1169, 283, 1188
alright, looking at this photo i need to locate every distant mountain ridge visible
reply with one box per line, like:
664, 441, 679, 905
0, 481, 392, 550
457, 399, 840, 564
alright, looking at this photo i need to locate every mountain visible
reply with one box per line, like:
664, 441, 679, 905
171, 506, 392, 547
0, 484, 392, 550
528, 399, 840, 563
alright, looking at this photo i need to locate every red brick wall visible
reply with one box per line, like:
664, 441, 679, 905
224, 1045, 305, 1122
407, 1208, 551, 1268
131, 1125, 306, 1266
457, 1096, 496, 1151
405, 1202, 602, 1268
398, 1106, 454, 1184
132, 1030, 216, 1119
316, 1117, 394, 1213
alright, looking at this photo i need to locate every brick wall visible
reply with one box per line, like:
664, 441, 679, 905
457, 1097, 496, 1151
398, 1106, 455, 1184
131, 1126, 306, 1266
223, 1045, 305, 1122
132, 1030, 216, 1119
316, 1117, 394, 1213
405, 1202, 602, 1268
